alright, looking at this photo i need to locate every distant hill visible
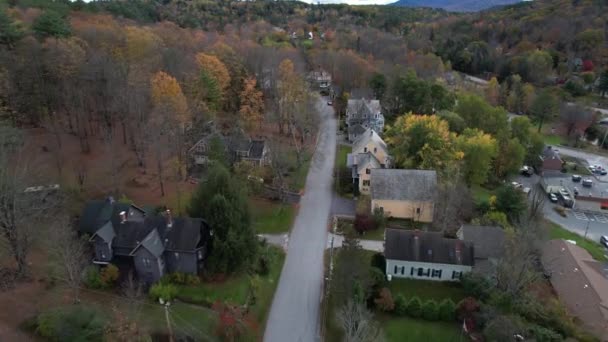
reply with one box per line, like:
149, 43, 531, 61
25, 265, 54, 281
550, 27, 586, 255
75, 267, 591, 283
389, 0, 524, 12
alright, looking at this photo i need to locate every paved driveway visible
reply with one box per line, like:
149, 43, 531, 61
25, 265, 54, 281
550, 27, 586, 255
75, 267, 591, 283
331, 195, 356, 217
264, 98, 336, 342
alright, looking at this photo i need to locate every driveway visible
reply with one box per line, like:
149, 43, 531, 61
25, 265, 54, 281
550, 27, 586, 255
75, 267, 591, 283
264, 98, 336, 342
331, 195, 356, 217
327, 233, 384, 252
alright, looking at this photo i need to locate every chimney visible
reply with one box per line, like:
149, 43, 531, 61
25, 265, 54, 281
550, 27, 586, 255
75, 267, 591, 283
455, 241, 462, 265
119, 211, 127, 224
166, 209, 173, 228
413, 230, 420, 261
107, 196, 115, 204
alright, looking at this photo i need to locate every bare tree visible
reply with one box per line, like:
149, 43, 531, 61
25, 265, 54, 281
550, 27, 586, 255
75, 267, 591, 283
337, 300, 383, 342
560, 103, 593, 142
267, 137, 291, 200
47, 216, 88, 301
0, 125, 61, 277
433, 172, 473, 235
121, 271, 144, 318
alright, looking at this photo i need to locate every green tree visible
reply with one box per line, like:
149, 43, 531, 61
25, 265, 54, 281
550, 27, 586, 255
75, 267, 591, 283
495, 185, 527, 221
457, 128, 498, 186
530, 89, 558, 132
494, 137, 525, 179
0, 9, 23, 48
598, 69, 608, 98
187, 164, 256, 274
33, 10, 71, 39
369, 72, 387, 100
526, 50, 553, 84
454, 93, 508, 136
511, 116, 544, 168
437, 110, 466, 133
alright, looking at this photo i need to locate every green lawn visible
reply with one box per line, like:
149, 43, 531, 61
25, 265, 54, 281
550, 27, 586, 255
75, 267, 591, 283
381, 316, 462, 342
387, 278, 466, 303
287, 151, 312, 191
547, 221, 607, 261
176, 247, 286, 324
250, 197, 296, 234
543, 134, 567, 146
141, 302, 218, 341
471, 184, 494, 204
336, 145, 350, 169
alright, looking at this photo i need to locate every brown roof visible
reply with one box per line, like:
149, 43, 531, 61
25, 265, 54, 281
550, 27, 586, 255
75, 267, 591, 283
542, 239, 608, 340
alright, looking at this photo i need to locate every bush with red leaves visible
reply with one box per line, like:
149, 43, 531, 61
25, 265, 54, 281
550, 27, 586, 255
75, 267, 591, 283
354, 214, 376, 234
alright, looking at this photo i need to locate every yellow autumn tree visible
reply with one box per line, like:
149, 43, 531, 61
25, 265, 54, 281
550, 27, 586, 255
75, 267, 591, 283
239, 77, 264, 132
385, 114, 463, 171
150, 71, 190, 126
195, 53, 231, 92
456, 128, 498, 186
485, 77, 500, 106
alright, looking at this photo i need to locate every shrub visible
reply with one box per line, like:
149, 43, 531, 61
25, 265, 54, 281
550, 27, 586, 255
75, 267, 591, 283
354, 214, 375, 234
374, 288, 394, 312
461, 273, 493, 300
167, 272, 201, 286
369, 267, 387, 293
99, 264, 119, 288
84, 266, 103, 289
422, 299, 439, 321
370, 253, 386, 273
35, 305, 105, 341
149, 283, 178, 302
457, 297, 480, 320
394, 294, 407, 316
406, 296, 422, 318
439, 299, 456, 321
528, 324, 563, 342
372, 207, 387, 230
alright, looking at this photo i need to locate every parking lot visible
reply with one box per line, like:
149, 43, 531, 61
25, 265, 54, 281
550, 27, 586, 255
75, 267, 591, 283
571, 210, 608, 223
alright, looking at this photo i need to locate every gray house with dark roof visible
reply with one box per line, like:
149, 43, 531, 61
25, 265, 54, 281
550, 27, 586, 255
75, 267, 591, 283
79, 198, 211, 284
457, 225, 505, 274
385, 229, 474, 282
346, 98, 385, 142
189, 130, 269, 166
370, 169, 437, 222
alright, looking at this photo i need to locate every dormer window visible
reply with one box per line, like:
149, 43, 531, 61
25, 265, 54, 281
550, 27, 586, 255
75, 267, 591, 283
364, 147, 367, 152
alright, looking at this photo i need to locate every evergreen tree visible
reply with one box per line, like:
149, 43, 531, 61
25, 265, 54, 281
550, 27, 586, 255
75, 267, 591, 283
598, 69, 608, 98
188, 164, 256, 274
0, 9, 23, 48
33, 10, 72, 39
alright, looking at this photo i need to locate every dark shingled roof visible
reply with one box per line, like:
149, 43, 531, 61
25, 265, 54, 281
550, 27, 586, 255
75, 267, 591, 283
79, 198, 138, 235
348, 124, 367, 137
113, 220, 154, 253
385, 229, 474, 266
248, 140, 266, 160
131, 229, 165, 258
459, 225, 505, 260
146, 216, 209, 251
371, 169, 437, 201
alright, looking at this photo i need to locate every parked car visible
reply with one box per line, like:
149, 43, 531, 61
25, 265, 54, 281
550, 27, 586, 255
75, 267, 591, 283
572, 174, 582, 182
573, 187, 579, 196
327, 100, 333, 106
549, 193, 558, 203
511, 181, 523, 189
601, 236, 608, 248
583, 178, 593, 187
520, 166, 533, 176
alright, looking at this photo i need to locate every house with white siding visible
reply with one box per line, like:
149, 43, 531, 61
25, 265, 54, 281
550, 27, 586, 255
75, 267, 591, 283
385, 229, 474, 282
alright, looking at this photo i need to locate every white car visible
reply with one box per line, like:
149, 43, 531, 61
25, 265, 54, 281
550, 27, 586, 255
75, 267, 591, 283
549, 193, 558, 203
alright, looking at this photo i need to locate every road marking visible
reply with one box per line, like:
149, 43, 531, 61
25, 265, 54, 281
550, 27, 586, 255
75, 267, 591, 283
573, 211, 589, 220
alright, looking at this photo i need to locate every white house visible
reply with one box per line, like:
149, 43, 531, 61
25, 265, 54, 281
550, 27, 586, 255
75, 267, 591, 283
385, 229, 474, 282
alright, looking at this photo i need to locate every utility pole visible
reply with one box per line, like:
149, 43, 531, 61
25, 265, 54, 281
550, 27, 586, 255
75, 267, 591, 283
584, 220, 590, 239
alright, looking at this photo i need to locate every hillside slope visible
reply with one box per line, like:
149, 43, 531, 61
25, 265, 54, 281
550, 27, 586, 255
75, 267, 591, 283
389, 0, 523, 12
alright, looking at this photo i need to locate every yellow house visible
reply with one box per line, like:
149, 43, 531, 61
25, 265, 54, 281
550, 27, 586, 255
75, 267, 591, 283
348, 153, 381, 194
352, 129, 391, 168
370, 169, 437, 223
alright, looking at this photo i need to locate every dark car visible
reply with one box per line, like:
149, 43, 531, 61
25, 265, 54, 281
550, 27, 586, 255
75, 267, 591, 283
601, 236, 608, 248
572, 174, 582, 182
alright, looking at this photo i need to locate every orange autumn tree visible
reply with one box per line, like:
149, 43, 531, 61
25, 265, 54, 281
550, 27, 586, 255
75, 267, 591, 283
150, 71, 190, 196
238, 77, 264, 132
195, 52, 231, 92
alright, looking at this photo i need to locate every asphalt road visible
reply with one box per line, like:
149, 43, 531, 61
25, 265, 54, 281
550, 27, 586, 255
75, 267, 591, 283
264, 98, 336, 342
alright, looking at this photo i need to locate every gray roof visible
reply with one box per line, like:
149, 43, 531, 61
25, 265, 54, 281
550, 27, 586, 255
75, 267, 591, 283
131, 228, 165, 258
348, 124, 367, 137
459, 225, 505, 260
385, 229, 474, 266
146, 216, 210, 251
352, 128, 388, 156
353, 153, 381, 175
541, 146, 561, 160
371, 169, 437, 201
90, 221, 116, 243
347, 98, 381, 119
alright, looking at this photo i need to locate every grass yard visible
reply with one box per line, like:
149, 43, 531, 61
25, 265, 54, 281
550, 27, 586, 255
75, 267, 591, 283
287, 151, 312, 191
547, 221, 607, 261
336, 145, 350, 169
560, 156, 592, 175
543, 134, 567, 146
140, 301, 218, 341
387, 278, 466, 303
250, 197, 296, 234
471, 184, 494, 204
381, 316, 462, 342
176, 246, 286, 325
